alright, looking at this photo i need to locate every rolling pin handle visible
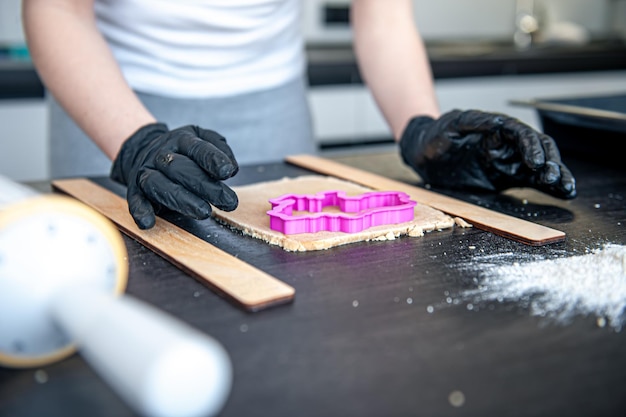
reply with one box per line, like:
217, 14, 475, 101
50, 288, 232, 417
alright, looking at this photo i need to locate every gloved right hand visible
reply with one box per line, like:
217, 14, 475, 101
110, 123, 239, 229
399, 110, 577, 199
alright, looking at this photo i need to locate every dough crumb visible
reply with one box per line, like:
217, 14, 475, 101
408, 226, 424, 237
454, 217, 473, 228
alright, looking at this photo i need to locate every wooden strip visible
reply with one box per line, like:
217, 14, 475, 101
285, 154, 565, 246
52, 178, 295, 312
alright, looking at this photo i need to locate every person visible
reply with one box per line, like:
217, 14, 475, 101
22, 0, 577, 230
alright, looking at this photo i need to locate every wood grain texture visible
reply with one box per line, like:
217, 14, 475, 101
51, 178, 295, 311
286, 154, 566, 246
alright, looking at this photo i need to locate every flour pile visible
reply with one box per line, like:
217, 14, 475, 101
460, 244, 626, 331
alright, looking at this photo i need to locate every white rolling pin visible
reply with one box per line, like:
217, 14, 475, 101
0, 175, 232, 417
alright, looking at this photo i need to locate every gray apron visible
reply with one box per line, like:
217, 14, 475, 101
48, 75, 317, 179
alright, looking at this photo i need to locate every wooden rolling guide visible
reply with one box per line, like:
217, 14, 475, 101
52, 178, 295, 312
286, 154, 566, 246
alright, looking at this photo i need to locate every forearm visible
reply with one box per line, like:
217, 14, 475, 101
22, 0, 156, 160
351, 0, 439, 140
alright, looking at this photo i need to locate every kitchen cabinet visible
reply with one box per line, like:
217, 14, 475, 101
308, 69, 626, 147
2, 40, 625, 181
0, 99, 48, 182
2, 70, 625, 182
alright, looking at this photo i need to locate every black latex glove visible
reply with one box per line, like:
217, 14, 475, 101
399, 109, 577, 199
111, 123, 239, 229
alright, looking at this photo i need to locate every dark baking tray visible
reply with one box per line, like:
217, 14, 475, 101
511, 93, 626, 167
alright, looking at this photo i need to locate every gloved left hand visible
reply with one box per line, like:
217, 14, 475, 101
111, 123, 239, 229
399, 109, 577, 199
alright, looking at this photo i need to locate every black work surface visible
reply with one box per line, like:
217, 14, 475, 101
1, 152, 626, 417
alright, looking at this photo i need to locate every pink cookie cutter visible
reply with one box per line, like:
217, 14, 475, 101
267, 190, 417, 235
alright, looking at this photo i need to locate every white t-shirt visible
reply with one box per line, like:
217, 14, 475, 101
94, 0, 305, 98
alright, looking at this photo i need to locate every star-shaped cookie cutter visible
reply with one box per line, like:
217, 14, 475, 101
267, 190, 417, 234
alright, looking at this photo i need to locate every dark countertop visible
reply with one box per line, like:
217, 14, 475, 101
0, 59, 44, 100
306, 39, 626, 85
3, 39, 626, 99
1, 151, 625, 417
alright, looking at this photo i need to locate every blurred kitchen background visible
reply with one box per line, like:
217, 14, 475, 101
1, 0, 626, 181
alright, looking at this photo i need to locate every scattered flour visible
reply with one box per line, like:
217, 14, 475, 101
459, 244, 626, 331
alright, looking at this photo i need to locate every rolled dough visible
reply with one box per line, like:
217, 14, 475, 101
212, 175, 456, 252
